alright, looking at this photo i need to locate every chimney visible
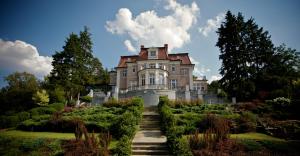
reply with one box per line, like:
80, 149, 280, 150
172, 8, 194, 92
164, 44, 168, 54
141, 45, 144, 49
164, 44, 168, 49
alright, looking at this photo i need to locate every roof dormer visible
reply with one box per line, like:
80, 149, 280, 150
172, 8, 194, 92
148, 47, 158, 59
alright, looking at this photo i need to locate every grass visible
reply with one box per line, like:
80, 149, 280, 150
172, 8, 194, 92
0, 130, 75, 139
231, 133, 285, 141
185, 132, 284, 142
0, 130, 118, 149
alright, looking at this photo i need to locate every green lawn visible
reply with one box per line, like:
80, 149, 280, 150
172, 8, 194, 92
0, 130, 118, 149
0, 130, 75, 139
185, 132, 284, 142
231, 133, 285, 141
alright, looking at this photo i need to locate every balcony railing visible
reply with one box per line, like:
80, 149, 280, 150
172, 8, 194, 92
126, 84, 186, 91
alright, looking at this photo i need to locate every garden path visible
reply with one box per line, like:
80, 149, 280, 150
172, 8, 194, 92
132, 106, 171, 156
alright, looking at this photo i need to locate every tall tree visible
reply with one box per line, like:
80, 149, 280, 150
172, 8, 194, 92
0, 72, 40, 112
216, 11, 274, 101
49, 27, 106, 102
217, 11, 299, 101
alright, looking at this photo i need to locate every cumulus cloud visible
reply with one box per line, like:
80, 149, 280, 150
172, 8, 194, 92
190, 56, 210, 77
106, 0, 199, 51
0, 39, 53, 78
198, 12, 225, 37
124, 40, 136, 53
209, 75, 222, 83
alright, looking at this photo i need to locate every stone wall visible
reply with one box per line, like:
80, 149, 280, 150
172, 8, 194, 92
119, 90, 176, 106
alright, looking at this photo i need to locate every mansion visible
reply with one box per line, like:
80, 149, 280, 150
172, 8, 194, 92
109, 44, 207, 105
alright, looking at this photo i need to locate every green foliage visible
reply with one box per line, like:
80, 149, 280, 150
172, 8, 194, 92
240, 139, 262, 151
49, 27, 107, 101
80, 96, 92, 103
29, 107, 56, 116
216, 11, 300, 101
114, 136, 131, 156
48, 103, 65, 111
32, 89, 50, 106
266, 97, 291, 108
0, 136, 64, 156
0, 72, 39, 113
237, 111, 257, 133
19, 138, 46, 152
173, 137, 193, 156
51, 86, 66, 103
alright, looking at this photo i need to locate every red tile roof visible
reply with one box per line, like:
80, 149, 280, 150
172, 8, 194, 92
168, 53, 192, 65
117, 44, 193, 67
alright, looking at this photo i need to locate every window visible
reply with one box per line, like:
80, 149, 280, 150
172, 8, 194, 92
132, 66, 136, 72
143, 63, 147, 69
122, 69, 127, 77
150, 63, 156, 68
150, 51, 156, 56
171, 79, 177, 89
171, 65, 176, 72
149, 73, 155, 85
141, 74, 145, 86
159, 73, 164, 85
159, 63, 163, 69
180, 68, 188, 75
130, 81, 136, 90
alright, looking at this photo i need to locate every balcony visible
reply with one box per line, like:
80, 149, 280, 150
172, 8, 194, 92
126, 84, 186, 91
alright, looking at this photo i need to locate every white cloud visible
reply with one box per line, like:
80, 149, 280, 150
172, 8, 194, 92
106, 0, 199, 52
0, 39, 53, 78
124, 40, 136, 53
209, 75, 222, 83
190, 56, 210, 77
198, 12, 225, 37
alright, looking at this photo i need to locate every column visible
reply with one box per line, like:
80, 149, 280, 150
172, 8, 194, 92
189, 67, 193, 91
145, 71, 149, 89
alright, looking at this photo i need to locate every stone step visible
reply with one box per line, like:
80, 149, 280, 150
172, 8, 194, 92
144, 106, 158, 112
132, 149, 169, 155
132, 142, 166, 146
132, 145, 167, 150
140, 127, 161, 130
140, 125, 160, 128
132, 155, 171, 156
140, 122, 160, 125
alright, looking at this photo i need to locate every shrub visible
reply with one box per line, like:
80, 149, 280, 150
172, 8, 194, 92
19, 138, 46, 152
51, 86, 66, 103
29, 107, 56, 116
18, 111, 30, 121
116, 111, 137, 139
8, 115, 19, 127
32, 89, 49, 106
240, 139, 263, 151
80, 96, 92, 103
47, 139, 63, 155
266, 97, 291, 108
237, 111, 257, 133
114, 136, 131, 156
173, 137, 193, 156
0, 115, 20, 128
48, 103, 65, 111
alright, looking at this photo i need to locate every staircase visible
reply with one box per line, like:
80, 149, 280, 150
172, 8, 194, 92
132, 106, 170, 156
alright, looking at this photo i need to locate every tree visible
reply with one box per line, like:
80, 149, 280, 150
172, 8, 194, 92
217, 11, 300, 102
49, 27, 106, 103
216, 11, 274, 101
0, 72, 40, 113
261, 44, 300, 99
32, 89, 49, 106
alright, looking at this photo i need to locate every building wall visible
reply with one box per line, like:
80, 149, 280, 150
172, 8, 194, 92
116, 60, 195, 91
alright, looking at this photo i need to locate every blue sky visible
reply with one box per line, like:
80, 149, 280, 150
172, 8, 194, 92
1, 0, 300, 87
